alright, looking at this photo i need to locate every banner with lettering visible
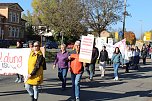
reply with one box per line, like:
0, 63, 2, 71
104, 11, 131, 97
96, 38, 126, 59
114, 38, 126, 57
79, 35, 94, 63
0, 48, 31, 76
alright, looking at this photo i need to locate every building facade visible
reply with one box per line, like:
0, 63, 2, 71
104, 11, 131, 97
0, 3, 26, 40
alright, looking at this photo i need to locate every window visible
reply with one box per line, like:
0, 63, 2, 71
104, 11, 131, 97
0, 27, 1, 35
16, 28, 19, 38
12, 27, 15, 37
9, 12, 12, 22
9, 26, 12, 37
16, 13, 19, 23
12, 13, 16, 22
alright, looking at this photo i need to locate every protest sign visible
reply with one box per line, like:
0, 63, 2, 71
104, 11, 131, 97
95, 37, 107, 51
108, 38, 113, 45
0, 48, 31, 76
114, 38, 126, 57
135, 41, 143, 50
79, 35, 94, 63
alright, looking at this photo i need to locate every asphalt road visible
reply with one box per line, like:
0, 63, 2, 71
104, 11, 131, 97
0, 60, 152, 101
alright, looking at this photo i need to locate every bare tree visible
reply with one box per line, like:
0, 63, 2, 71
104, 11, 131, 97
82, 0, 124, 36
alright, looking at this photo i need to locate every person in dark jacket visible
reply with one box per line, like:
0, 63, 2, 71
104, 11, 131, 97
85, 42, 99, 80
134, 46, 140, 69
141, 46, 147, 65
15, 40, 23, 83
99, 46, 108, 78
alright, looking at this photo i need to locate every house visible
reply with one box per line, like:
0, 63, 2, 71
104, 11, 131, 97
0, 3, 26, 40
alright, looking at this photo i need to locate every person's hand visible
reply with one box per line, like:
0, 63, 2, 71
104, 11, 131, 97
27, 74, 31, 79
68, 68, 71, 72
68, 56, 71, 60
53, 65, 56, 69
83, 63, 86, 67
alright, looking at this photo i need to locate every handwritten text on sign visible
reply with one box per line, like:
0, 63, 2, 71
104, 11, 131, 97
0, 48, 31, 75
79, 35, 94, 63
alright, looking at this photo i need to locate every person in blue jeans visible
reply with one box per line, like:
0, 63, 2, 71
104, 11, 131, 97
85, 43, 99, 81
69, 40, 84, 101
111, 47, 123, 81
53, 44, 69, 90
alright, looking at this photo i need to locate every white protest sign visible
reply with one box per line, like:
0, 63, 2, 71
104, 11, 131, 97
106, 44, 115, 59
0, 48, 31, 76
108, 38, 113, 45
96, 37, 107, 51
114, 38, 126, 57
79, 35, 94, 63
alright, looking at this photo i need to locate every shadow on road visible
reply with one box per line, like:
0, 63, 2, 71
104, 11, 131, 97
0, 90, 27, 96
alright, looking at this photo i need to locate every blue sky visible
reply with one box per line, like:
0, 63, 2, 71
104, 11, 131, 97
0, 0, 152, 39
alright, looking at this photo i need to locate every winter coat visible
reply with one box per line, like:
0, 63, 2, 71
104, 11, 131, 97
99, 50, 108, 62
26, 50, 43, 86
91, 47, 99, 64
111, 53, 123, 64
69, 50, 83, 74
141, 48, 147, 58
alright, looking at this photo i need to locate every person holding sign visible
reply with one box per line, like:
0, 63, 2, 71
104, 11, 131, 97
99, 46, 108, 78
111, 47, 123, 81
53, 44, 69, 91
85, 43, 99, 81
124, 46, 132, 73
69, 40, 84, 101
15, 40, 24, 83
25, 41, 44, 101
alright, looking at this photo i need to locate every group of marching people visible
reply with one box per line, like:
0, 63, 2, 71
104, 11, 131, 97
53, 40, 152, 101
19, 39, 150, 101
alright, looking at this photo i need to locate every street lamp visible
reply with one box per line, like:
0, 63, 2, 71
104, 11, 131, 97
139, 20, 143, 40
61, 31, 64, 44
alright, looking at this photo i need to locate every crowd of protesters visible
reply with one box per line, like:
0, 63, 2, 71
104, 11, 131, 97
11, 39, 152, 101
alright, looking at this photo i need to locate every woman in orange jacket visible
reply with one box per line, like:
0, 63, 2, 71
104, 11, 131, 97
69, 40, 84, 101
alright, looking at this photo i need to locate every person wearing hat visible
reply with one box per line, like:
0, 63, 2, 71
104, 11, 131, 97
68, 40, 84, 101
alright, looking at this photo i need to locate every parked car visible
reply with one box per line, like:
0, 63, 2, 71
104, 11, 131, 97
43, 41, 58, 49
23, 40, 36, 48
0, 39, 10, 48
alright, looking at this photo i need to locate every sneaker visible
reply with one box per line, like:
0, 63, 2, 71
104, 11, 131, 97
17, 79, 23, 83
114, 77, 119, 81
15, 78, 19, 83
89, 77, 93, 81
101, 75, 104, 78
76, 97, 80, 101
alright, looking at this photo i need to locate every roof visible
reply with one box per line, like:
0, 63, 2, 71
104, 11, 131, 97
0, 3, 24, 11
21, 18, 27, 22
0, 14, 5, 17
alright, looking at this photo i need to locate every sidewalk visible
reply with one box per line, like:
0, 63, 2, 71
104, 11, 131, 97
0, 61, 152, 101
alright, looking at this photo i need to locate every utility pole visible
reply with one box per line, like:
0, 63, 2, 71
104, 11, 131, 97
122, 0, 127, 39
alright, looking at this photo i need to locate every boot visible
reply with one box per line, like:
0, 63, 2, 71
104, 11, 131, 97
30, 95, 34, 101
